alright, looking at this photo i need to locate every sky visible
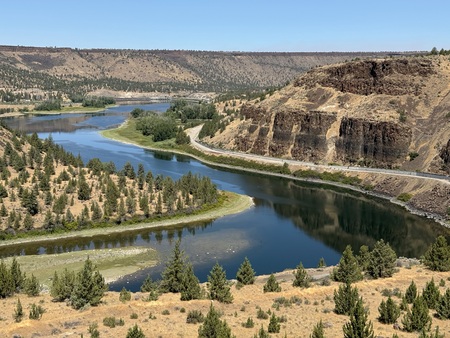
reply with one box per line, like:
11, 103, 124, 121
1, 0, 448, 52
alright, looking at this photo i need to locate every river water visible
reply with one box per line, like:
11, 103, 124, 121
2, 104, 449, 291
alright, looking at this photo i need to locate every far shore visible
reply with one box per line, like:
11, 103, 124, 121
0, 191, 253, 248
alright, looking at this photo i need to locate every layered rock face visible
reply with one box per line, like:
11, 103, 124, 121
209, 57, 450, 172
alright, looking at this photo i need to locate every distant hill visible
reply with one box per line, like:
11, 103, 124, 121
0, 45, 420, 99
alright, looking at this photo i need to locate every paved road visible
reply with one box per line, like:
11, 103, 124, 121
186, 125, 450, 185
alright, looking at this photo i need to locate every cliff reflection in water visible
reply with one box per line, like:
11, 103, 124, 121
254, 179, 443, 258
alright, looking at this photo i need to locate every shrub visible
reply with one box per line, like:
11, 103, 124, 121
317, 257, 327, 268
130, 312, 138, 319
24, 274, 41, 296
256, 308, 269, 320
402, 296, 431, 332
292, 262, 311, 288
310, 319, 325, 338
263, 274, 281, 293
161, 310, 170, 316
198, 304, 233, 338
29, 303, 45, 320
267, 313, 280, 333
13, 298, 23, 322
186, 310, 205, 324
103, 316, 124, 328
126, 324, 145, 338
242, 317, 254, 328
119, 287, 131, 302
378, 296, 400, 324
236, 257, 255, 286
332, 245, 363, 284
334, 283, 360, 315
397, 193, 412, 202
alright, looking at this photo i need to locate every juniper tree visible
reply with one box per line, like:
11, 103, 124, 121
378, 296, 400, 324
437, 288, 450, 319
402, 295, 432, 332
333, 245, 363, 283
422, 236, 450, 272
310, 320, 325, 338
180, 262, 201, 301
357, 245, 370, 271
367, 239, 397, 278
267, 313, 280, 333
207, 262, 233, 303
422, 278, 440, 309
292, 261, 311, 288
317, 257, 327, 268
126, 324, 146, 338
343, 297, 374, 338
13, 298, 23, 322
0, 260, 14, 298
405, 280, 418, 304
70, 258, 107, 309
29, 303, 45, 320
119, 287, 131, 302
418, 326, 445, 338
198, 304, 233, 338
236, 257, 256, 286
24, 274, 40, 296
263, 274, 281, 293
334, 282, 360, 315
10, 257, 24, 292
160, 239, 186, 293
50, 268, 75, 301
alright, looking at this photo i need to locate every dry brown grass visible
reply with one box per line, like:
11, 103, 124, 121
1, 265, 449, 337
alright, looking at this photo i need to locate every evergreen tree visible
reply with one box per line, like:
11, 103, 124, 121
254, 325, 270, 338
418, 326, 445, 338
367, 239, 397, 278
292, 261, 311, 288
310, 320, 325, 338
378, 296, 400, 324
160, 239, 186, 293
357, 245, 370, 271
0, 260, 14, 298
126, 324, 146, 338
333, 245, 363, 283
267, 313, 280, 333
119, 287, 131, 302
50, 268, 75, 301
29, 303, 45, 320
402, 296, 432, 332
422, 278, 440, 309
236, 257, 255, 286
263, 273, 281, 293
334, 282, 360, 315
317, 257, 327, 268
198, 304, 233, 338
140, 274, 158, 292
24, 274, 40, 296
422, 236, 450, 271
77, 173, 91, 201
10, 257, 24, 292
70, 258, 107, 309
180, 262, 201, 301
13, 298, 23, 322
405, 280, 418, 304
437, 288, 450, 319
207, 262, 233, 303
343, 297, 374, 338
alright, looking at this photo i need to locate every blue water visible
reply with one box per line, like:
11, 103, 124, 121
2, 104, 448, 291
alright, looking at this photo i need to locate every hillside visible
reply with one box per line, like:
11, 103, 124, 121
206, 56, 450, 175
0, 45, 414, 100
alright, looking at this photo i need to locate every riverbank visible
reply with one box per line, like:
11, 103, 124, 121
0, 104, 118, 117
0, 191, 253, 248
102, 121, 450, 227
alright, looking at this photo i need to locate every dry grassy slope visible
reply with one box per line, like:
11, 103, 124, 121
1, 265, 449, 337
210, 56, 450, 174
0, 46, 402, 89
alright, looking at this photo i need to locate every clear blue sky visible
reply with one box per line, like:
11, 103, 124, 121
1, 0, 448, 52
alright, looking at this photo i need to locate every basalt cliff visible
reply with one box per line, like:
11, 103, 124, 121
210, 56, 450, 175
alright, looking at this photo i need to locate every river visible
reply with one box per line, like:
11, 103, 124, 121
2, 104, 449, 291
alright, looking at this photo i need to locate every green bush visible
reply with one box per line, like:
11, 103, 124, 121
397, 193, 412, 202
378, 296, 400, 324
119, 287, 132, 302
186, 310, 205, 324
263, 274, 281, 293
242, 317, 254, 328
29, 303, 45, 320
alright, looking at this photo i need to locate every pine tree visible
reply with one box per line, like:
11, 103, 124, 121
140, 274, 158, 292
119, 287, 131, 302
418, 326, 445, 338
13, 298, 23, 322
50, 268, 75, 301
378, 296, 400, 324
402, 296, 432, 332
267, 313, 280, 333
160, 239, 186, 293
422, 236, 450, 272
198, 304, 233, 338
180, 262, 201, 301
29, 303, 45, 320
0, 260, 14, 298
236, 257, 255, 286
24, 274, 40, 296
422, 278, 440, 309
126, 324, 146, 338
10, 257, 24, 292
70, 258, 107, 309
310, 320, 325, 338
437, 288, 450, 319
343, 297, 374, 338
317, 257, 327, 268
333, 245, 363, 283
367, 239, 397, 278
254, 325, 270, 338
405, 280, 418, 304
263, 274, 281, 293
357, 245, 370, 271
334, 282, 360, 315
207, 262, 233, 303
292, 261, 311, 288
